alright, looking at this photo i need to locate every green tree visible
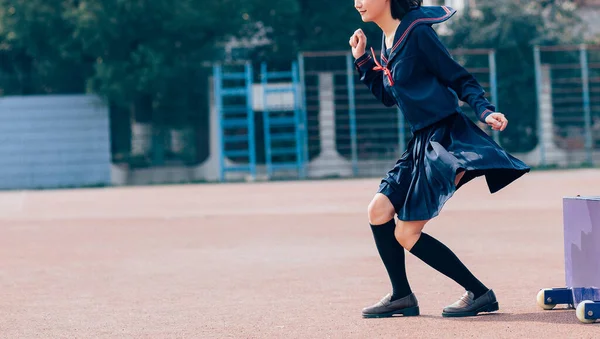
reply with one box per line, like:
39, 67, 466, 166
247, 0, 381, 66
67, 0, 252, 122
0, 0, 90, 95
64, 0, 264, 165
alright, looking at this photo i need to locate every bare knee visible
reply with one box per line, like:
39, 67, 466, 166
367, 194, 395, 225
394, 221, 427, 250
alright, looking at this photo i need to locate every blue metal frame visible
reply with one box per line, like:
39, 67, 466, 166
489, 50, 500, 145
292, 62, 307, 178
213, 62, 257, 181
261, 61, 306, 179
579, 44, 593, 165
213, 64, 225, 181
540, 287, 600, 322
533, 46, 546, 166
246, 63, 257, 180
261, 63, 273, 178
297, 54, 309, 173
583, 302, 600, 321
542, 288, 574, 306
345, 53, 359, 176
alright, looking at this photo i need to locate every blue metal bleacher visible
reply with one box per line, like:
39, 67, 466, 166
260, 62, 306, 179
213, 63, 257, 181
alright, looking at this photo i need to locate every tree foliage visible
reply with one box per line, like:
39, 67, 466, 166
247, 0, 381, 66
0, 0, 90, 95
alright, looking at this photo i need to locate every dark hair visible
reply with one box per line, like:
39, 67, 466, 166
391, 0, 422, 20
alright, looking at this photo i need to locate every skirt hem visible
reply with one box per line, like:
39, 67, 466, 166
376, 113, 531, 222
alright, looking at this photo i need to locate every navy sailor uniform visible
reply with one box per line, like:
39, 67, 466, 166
355, 5, 531, 221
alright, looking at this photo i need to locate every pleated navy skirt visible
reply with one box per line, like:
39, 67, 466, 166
377, 112, 531, 221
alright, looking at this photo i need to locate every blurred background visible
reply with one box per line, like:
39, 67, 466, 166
1, 0, 599, 189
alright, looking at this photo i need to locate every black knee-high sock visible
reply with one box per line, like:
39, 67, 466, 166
370, 219, 412, 301
409, 233, 488, 299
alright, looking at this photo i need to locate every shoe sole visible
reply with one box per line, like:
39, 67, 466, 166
362, 306, 420, 318
442, 301, 499, 318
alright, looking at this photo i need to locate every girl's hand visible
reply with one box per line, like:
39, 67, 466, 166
349, 29, 367, 59
485, 113, 508, 131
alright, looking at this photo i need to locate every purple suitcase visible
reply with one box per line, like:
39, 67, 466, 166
537, 196, 600, 323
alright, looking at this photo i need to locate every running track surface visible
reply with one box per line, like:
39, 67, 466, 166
0, 169, 599, 338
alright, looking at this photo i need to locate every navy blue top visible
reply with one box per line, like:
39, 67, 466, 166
354, 6, 495, 132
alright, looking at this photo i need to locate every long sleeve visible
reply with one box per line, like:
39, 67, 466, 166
415, 25, 495, 123
354, 53, 396, 108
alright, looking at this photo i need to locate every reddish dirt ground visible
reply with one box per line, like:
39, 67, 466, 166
0, 169, 599, 338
